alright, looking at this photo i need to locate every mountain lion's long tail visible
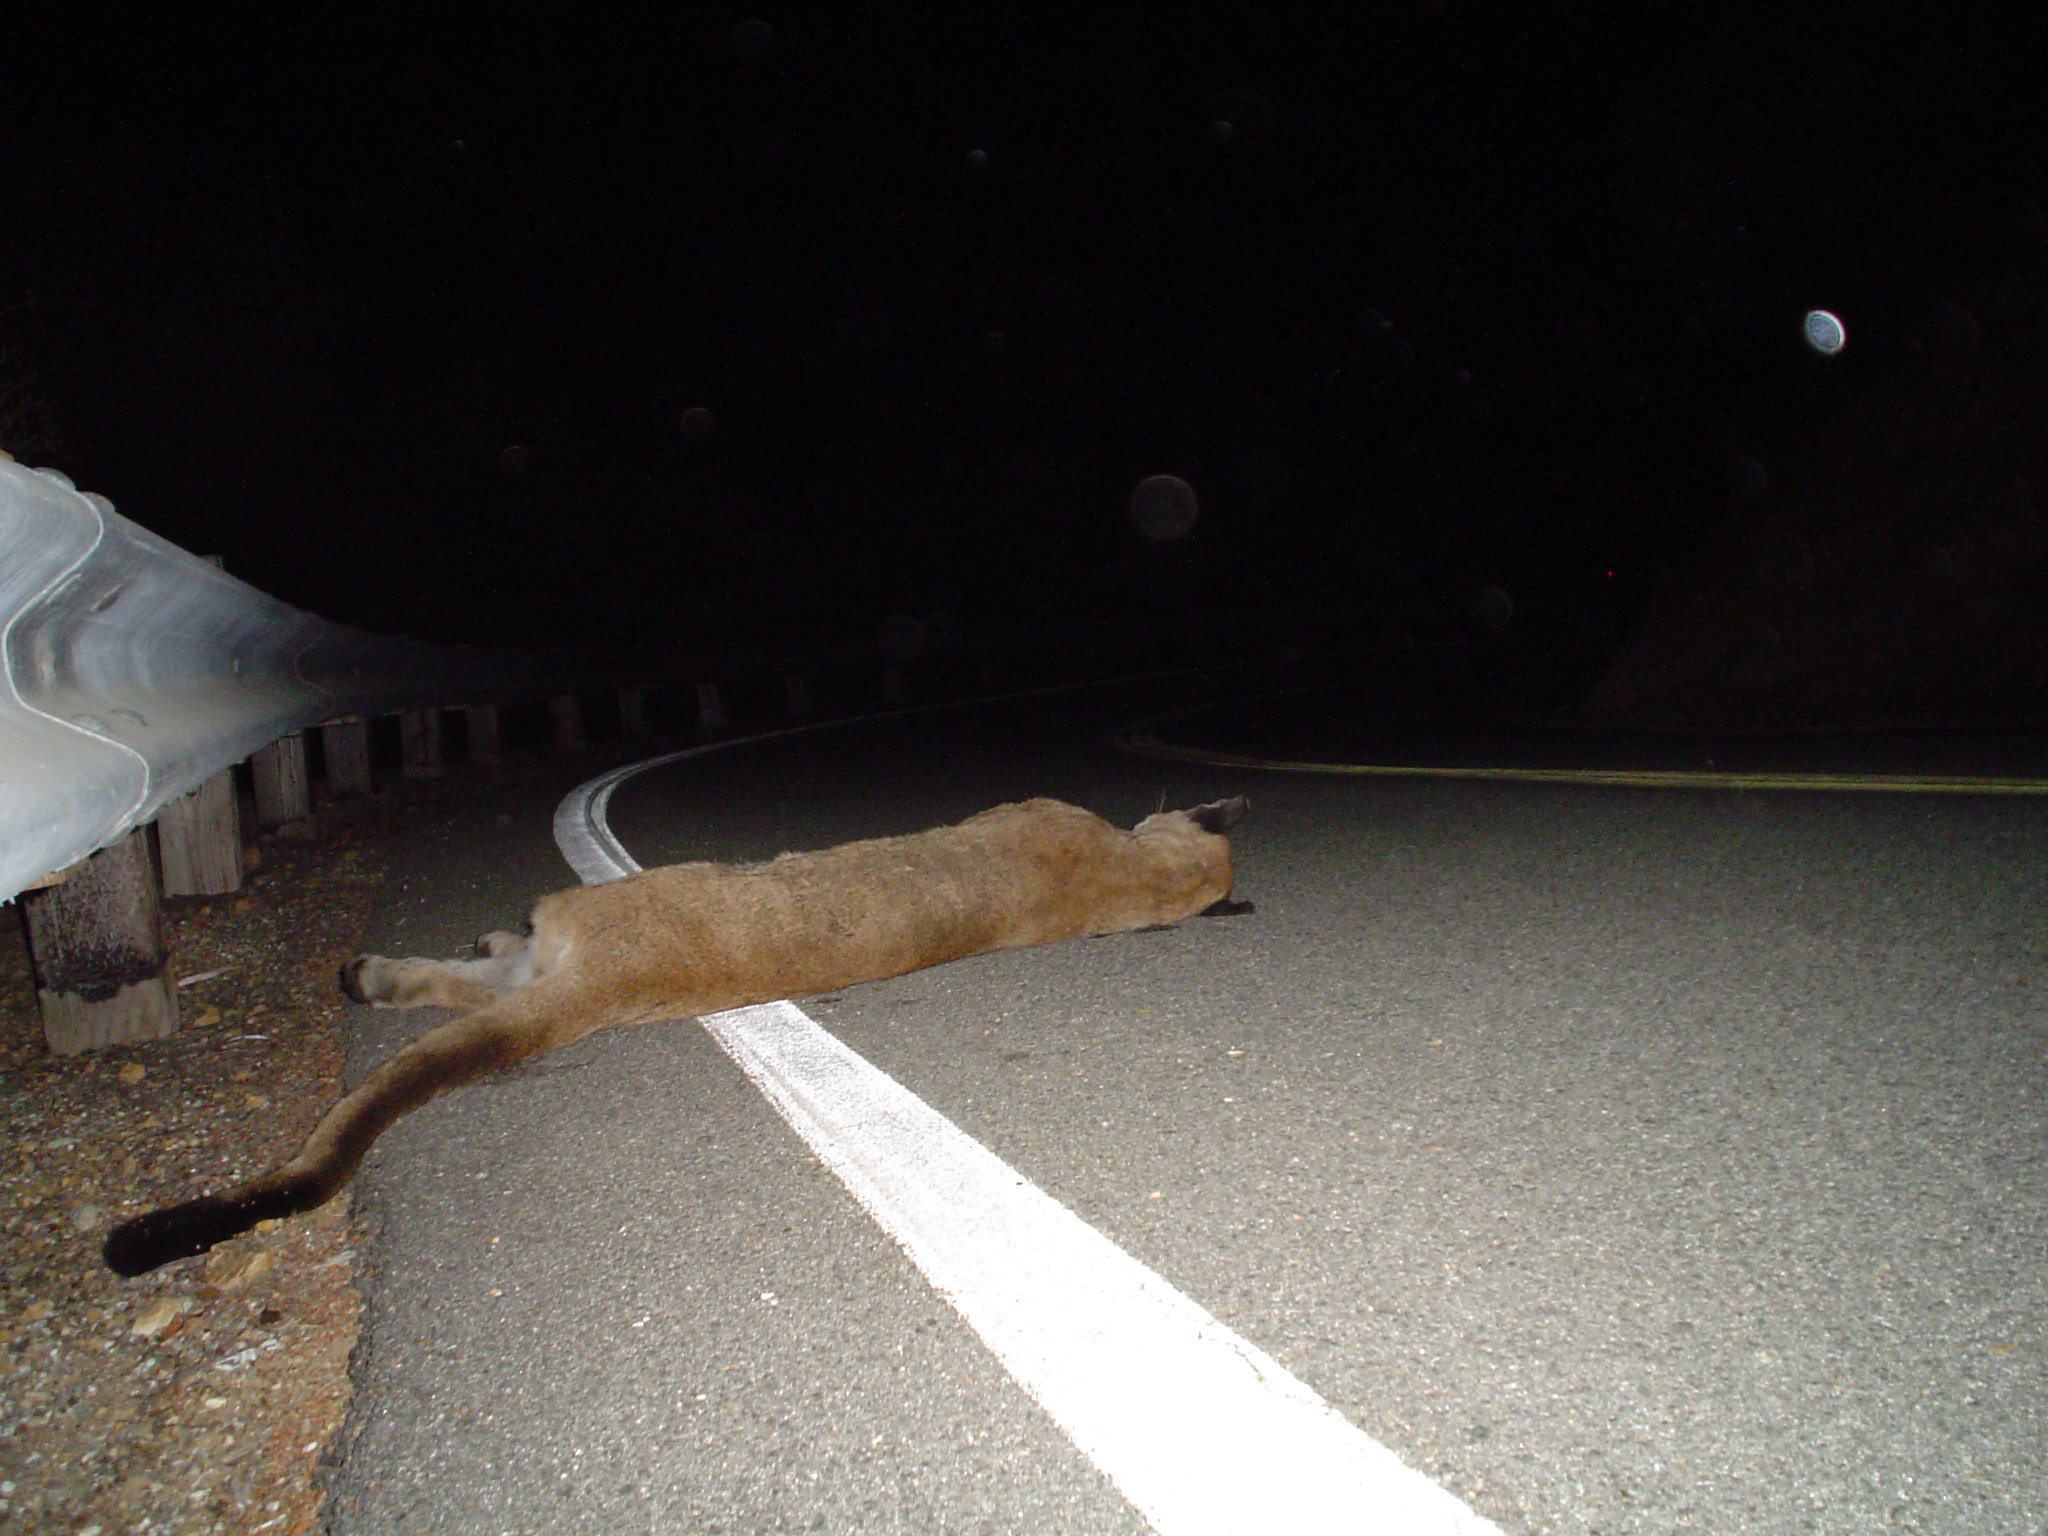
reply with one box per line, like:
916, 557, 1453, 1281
104, 985, 580, 1276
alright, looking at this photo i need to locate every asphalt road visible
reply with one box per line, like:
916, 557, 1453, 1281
324, 685, 2048, 1535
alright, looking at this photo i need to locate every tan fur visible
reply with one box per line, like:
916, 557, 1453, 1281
104, 796, 1246, 1275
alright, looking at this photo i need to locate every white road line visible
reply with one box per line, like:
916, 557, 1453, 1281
701, 999, 1502, 1536
559, 737, 1504, 1536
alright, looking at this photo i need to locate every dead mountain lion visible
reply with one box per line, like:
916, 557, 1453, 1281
105, 795, 1249, 1276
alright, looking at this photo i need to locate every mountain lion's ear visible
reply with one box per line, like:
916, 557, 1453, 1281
1185, 796, 1249, 834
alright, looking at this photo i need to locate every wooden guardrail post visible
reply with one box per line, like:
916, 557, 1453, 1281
21, 827, 178, 1053
251, 732, 310, 827
321, 717, 373, 795
401, 707, 443, 778
157, 769, 242, 895
549, 694, 586, 751
465, 704, 502, 766
695, 681, 728, 735
618, 686, 651, 736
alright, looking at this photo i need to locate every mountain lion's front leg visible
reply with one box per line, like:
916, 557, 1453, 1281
340, 929, 538, 1012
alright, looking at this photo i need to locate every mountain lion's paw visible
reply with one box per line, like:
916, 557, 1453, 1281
338, 955, 389, 1004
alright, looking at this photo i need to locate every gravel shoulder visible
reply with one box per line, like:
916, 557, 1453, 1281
0, 776, 470, 1535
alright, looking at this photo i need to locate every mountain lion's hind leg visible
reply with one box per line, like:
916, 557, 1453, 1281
341, 929, 538, 1011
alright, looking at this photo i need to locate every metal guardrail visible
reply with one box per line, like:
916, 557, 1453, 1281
0, 459, 565, 902
2, 455, 1382, 905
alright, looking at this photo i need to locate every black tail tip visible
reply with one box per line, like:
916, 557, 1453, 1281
105, 1200, 233, 1277
103, 1186, 300, 1277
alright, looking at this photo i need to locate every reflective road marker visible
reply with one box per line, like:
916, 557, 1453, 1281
558, 745, 1505, 1536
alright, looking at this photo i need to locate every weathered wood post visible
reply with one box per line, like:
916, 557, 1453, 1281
251, 732, 310, 827
695, 681, 728, 735
400, 707, 442, 778
618, 686, 651, 736
20, 828, 178, 1053
321, 717, 373, 795
549, 694, 586, 751
157, 770, 242, 895
464, 704, 502, 766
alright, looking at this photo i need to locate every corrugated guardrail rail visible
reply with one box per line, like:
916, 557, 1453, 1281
1, 456, 1373, 906
0, 458, 560, 903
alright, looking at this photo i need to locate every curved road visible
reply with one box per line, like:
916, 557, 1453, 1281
325, 683, 2047, 1535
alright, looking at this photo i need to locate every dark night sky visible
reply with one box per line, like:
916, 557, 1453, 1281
2, 4, 2041, 652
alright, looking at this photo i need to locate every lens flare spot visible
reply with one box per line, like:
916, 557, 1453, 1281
1803, 309, 1846, 355
877, 614, 929, 662
1128, 475, 1199, 541
1727, 455, 1769, 503
727, 18, 774, 58
1468, 585, 1514, 632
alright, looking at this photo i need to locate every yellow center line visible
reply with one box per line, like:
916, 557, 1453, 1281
1115, 729, 2048, 795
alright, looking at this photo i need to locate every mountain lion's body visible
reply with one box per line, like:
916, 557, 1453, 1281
105, 795, 1247, 1275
